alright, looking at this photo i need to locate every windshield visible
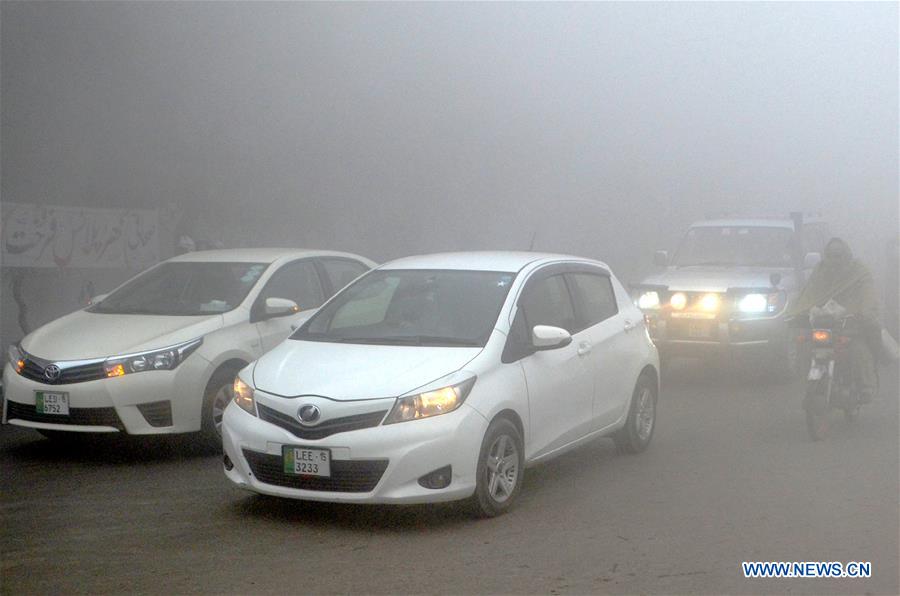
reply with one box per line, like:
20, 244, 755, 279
294, 269, 516, 347
89, 262, 268, 315
673, 226, 795, 267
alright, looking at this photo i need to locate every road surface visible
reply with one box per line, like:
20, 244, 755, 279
2, 360, 897, 595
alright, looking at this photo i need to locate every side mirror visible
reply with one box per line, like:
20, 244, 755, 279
263, 297, 300, 319
532, 325, 572, 351
89, 293, 108, 306
769, 272, 782, 288
653, 250, 669, 267
803, 252, 821, 270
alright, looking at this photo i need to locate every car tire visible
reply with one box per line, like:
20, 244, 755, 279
469, 418, 525, 518
614, 374, 658, 454
200, 367, 240, 451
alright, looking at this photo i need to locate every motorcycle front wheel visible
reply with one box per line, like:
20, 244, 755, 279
804, 379, 831, 441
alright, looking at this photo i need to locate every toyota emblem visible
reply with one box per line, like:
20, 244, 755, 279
297, 404, 321, 425
43, 364, 62, 383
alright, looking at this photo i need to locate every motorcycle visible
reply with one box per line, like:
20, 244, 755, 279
802, 309, 872, 441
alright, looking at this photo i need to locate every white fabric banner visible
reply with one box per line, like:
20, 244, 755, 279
1, 202, 160, 269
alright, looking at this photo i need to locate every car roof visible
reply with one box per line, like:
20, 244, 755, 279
378, 251, 609, 273
167, 248, 373, 265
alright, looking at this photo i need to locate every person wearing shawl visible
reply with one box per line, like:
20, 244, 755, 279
788, 237, 880, 402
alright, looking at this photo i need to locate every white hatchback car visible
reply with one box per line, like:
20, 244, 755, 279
222, 252, 660, 516
2, 248, 375, 447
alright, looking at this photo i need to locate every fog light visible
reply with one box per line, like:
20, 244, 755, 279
418, 465, 452, 489
223, 454, 234, 471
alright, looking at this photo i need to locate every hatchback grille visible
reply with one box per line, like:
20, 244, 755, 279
18, 354, 106, 385
242, 449, 388, 492
257, 403, 387, 440
136, 401, 173, 427
6, 400, 123, 429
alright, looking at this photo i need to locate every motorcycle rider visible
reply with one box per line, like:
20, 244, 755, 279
788, 237, 880, 403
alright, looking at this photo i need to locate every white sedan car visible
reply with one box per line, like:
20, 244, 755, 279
223, 252, 659, 516
2, 248, 375, 448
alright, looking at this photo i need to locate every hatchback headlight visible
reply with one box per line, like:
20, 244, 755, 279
103, 337, 203, 377
384, 377, 476, 424
233, 377, 257, 416
637, 291, 660, 310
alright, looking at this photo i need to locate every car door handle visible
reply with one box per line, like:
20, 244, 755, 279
623, 320, 636, 333
290, 324, 298, 331
577, 341, 592, 356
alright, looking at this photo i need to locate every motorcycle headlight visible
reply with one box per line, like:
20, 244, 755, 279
103, 337, 203, 378
384, 377, 476, 424
637, 291, 660, 310
233, 377, 257, 416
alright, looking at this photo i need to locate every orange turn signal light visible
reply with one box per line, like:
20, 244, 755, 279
15, 359, 25, 374
106, 363, 126, 378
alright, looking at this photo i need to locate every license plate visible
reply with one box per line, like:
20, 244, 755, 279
283, 446, 331, 477
688, 321, 712, 338
35, 391, 69, 415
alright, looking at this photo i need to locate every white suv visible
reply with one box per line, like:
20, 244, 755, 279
2, 248, 375, 447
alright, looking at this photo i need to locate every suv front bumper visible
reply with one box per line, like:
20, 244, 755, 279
646, 314, 788, 356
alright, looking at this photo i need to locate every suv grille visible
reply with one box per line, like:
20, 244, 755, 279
6, 400, 123, 429
242, 449, 388, 492
257, 403, 387, 440
18, 353, 106, 385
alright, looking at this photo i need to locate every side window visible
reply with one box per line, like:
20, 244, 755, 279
567, 273, 618, 329
257, 260, 325, 311
321, 259, 369, 295
519, 274, 578, 334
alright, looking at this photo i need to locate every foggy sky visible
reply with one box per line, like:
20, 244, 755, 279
2, 1, 897, 280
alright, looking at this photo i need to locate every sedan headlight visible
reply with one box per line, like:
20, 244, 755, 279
384, 377, 476, 424
637, 291, 660, 310
8, 344, 25, 374
233, 377, 257, 416
103, 337, 203, 378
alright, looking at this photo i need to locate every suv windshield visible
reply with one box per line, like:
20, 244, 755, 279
673, 226, 795, 267
294, 269, 516, 347
89, 262, 268, 315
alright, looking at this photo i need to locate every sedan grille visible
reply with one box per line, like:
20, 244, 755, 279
6, 400, 123, 429
242, 449, 388, 492
18, 353, 106, 385
257, 403, 387, 440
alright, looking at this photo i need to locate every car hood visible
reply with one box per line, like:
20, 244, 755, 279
21, 309, 223, 361
252, 339, 482, 400
638, 266, 794, 293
